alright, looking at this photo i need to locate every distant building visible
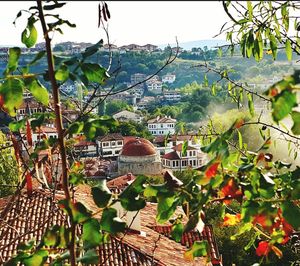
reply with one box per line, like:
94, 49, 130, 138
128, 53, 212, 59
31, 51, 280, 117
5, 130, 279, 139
147, 116, 176, 136
120, 43, 158, 52
130, 73, 146, 93
162, 73, 176, 84
96, 133, 124, 158
136, 96, 155, 110
163, 90, 182, 102
146, 79, 163, 94
112, 110, 143, 123
118, 137, 161, 175
74, 140, 98, 157
162, 143, 206, 171
153, 134, 201, 155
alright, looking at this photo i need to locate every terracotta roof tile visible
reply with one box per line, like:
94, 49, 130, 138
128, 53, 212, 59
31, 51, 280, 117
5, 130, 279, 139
97, 133, 124, 142
172, 143, 197, 152
121, 138, 157, 156
0, 189, 162, 265
162, 151, 180, 160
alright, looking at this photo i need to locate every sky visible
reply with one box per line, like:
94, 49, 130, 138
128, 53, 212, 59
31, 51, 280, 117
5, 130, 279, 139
0, 1, 228, 47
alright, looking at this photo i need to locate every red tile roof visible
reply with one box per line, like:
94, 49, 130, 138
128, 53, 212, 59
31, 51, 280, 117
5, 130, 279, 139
107, 173, 136, 192
0, 189, 162, 265
147, 116, 176, 124
97, 133, 124, 142
74, 140, 97, 147
172, 143, 197, 152
150, 225, 221, 265
121, 138, 157, 157
162, 151, 180, 160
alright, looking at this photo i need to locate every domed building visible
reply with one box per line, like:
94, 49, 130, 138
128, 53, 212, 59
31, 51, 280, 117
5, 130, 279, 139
118, 137, 162, 175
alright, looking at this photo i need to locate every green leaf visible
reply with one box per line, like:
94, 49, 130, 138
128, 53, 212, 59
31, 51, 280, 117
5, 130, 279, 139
25, 78, 49, 106
17, 239, 35, 251
81, 40, 104, 59
247, 1, 253, 20
0, 78, 24, 115
272, 90, 297, 122
55, 64, 69, 82
269, 33, 278, 60
156, 193, 177, 223
21, 17, 38, 48
247, 93, 254, 117
9, 119, 26, 132
285, 39, 292, 61
119, 175, 147, 211
281, 202, 300, 229
69, 172, 85, 186
28, 51, 46, 66
83, 218, 103, 249
43, 2, 66, 10
4, 47, 21, 75
211, 83, 216, 96
81, 63, 109, 84
67, 122, 84, 135
171, 222, 183, 242
100, 208, 126, 234
237, 130, 243, 149
291, 111, 300, 135
59, 199, 91, 224
91, 180, 112, 208
77, 249, 98, 264
184, 241, 208, 261
42, 225, 60, 247
23, 250, 48, 266
182, 140, 188, 157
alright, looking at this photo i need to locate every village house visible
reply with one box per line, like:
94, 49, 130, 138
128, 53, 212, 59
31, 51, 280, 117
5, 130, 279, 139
112, 109, 143, 123
162, 73, 176, 83
163, 90, 182, 102
147, 115, 177, 136
146, 79, 163, 94
162, 143, 207, 171
73, 140, 98, 157
136, 96, 155, 110
153, 134, 202, 155
96, 133, 124, 158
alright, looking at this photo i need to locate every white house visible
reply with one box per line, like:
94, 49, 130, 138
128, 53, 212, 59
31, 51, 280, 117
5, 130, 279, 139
162, 73, 176, 84
112, 110, 143, 123
146, 79, 163, 94
74, 140, 98, 157
147, 116, 176, 136
163, 90, 182, 102
153, 134, 201, 155
162, 143, 207, 171
96, 133, 124, 158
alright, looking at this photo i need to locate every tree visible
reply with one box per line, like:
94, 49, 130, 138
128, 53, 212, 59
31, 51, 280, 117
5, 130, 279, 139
0, 132, 18, 197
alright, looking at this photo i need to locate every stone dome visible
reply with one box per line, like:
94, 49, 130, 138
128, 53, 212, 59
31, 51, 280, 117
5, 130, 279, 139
120, 138, 156, 157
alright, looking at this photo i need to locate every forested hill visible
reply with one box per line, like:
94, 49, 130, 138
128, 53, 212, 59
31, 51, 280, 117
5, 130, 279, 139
0, 44, 295, 91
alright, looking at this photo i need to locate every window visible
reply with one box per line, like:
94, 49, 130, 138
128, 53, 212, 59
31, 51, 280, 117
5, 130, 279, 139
102, 142, 109, 147
111, 141, 115, 146
117, 141, 123, 145
173, 161, 176, 167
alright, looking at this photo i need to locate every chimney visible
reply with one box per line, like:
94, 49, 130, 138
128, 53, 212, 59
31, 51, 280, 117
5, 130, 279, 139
156, 115, 160, 122
127, 172, 133, 180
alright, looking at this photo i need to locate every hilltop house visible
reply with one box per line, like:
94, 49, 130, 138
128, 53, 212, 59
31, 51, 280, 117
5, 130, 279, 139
96, 133, 124, 158
162, 73, 176, 83
162, 143, 207, 171
112, 110, 143, 123
147, 115, 176, 136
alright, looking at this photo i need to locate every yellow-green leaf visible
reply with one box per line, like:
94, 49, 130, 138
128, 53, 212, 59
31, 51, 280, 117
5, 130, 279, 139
285, 39, 292, 61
